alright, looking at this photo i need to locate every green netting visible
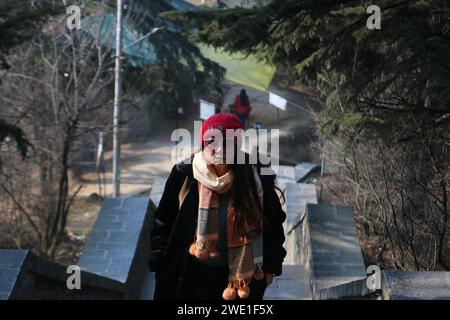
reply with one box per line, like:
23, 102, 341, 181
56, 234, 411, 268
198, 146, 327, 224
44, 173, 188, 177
198, 44, 276, 91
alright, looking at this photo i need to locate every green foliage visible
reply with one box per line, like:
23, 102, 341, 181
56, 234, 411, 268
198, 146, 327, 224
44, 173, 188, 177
175, 0, 449, 140
0, 0, 60, 67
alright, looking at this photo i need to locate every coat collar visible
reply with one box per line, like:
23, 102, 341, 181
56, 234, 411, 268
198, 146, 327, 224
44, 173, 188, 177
175, 159, 194, 178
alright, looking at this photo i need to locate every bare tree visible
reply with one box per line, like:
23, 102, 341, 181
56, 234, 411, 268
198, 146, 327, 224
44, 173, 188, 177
0, 2, 115, 260
316, 91, 450, 271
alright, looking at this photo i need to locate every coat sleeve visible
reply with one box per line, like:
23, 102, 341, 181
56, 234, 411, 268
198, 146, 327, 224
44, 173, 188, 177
148, 165, 184, 272
262, 175, 287, 276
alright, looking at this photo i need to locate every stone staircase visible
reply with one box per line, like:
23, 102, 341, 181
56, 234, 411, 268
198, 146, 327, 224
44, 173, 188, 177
0, 161, 377, 300
263, 165, 318, 299
266, 165, 368, 300
142, 163, 369, 300
3, 162, 449, 300
4, 164, 450, 300
138, 164, 450, 300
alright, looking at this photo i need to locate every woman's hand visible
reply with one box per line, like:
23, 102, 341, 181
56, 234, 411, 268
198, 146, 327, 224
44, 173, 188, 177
264, 273, 273, 287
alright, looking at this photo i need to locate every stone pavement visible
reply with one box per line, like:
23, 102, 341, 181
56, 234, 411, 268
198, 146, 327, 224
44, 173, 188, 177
148, 178, 166, 211
272, 163, 321, 185
140, 184, 163, 300
272, 165, 296, 185
294, 162, 321, 182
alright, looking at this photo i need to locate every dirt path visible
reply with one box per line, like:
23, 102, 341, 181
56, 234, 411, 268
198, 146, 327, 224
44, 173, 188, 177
72, 139, 174, 198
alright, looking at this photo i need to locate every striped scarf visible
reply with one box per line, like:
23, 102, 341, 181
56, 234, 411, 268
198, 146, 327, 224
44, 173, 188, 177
190, 151, 264, 300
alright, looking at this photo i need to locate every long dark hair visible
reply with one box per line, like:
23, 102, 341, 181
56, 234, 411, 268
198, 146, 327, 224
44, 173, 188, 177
239, 89, 249, 106
230, 151, 263, 235
230, 150, 286, 237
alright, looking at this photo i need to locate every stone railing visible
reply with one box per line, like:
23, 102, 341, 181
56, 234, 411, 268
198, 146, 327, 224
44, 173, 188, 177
0, 197, 154, 300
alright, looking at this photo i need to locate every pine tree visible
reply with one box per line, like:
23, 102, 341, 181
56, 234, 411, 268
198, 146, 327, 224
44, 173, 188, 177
174, 0, 450, 129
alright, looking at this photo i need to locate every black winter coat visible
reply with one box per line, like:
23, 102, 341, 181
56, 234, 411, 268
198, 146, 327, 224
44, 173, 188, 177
148, 158, 287, 300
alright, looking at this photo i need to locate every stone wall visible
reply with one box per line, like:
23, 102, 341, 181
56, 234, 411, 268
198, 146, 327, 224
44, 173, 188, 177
300, 204, 368, 300
0, 197, 154, 300
299, 204, 315, 298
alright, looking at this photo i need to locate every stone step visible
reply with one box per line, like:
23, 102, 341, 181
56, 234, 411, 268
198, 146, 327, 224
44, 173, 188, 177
382, 270, 450, 300
301, 204, 368, 299
294, 162, 321, 182
139, 265, 311, 300
272, 165, 296, 185
263, 264, 312, 300
272, 163, 321, 185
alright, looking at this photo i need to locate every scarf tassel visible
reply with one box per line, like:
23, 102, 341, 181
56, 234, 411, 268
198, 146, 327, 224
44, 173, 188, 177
222, 278, 252, 300
189, 240, 219, 260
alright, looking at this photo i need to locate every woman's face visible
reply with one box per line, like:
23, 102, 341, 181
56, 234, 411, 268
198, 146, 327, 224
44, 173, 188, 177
203, 144, 222, 165
203, 138, 234, 165
202, 129, 235, 165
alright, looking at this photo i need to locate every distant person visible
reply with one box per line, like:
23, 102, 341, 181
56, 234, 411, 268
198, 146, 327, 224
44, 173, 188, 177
233, 89, 252, 127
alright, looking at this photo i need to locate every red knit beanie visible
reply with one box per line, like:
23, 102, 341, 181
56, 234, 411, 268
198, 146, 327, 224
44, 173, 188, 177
199, 112, 244, 146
